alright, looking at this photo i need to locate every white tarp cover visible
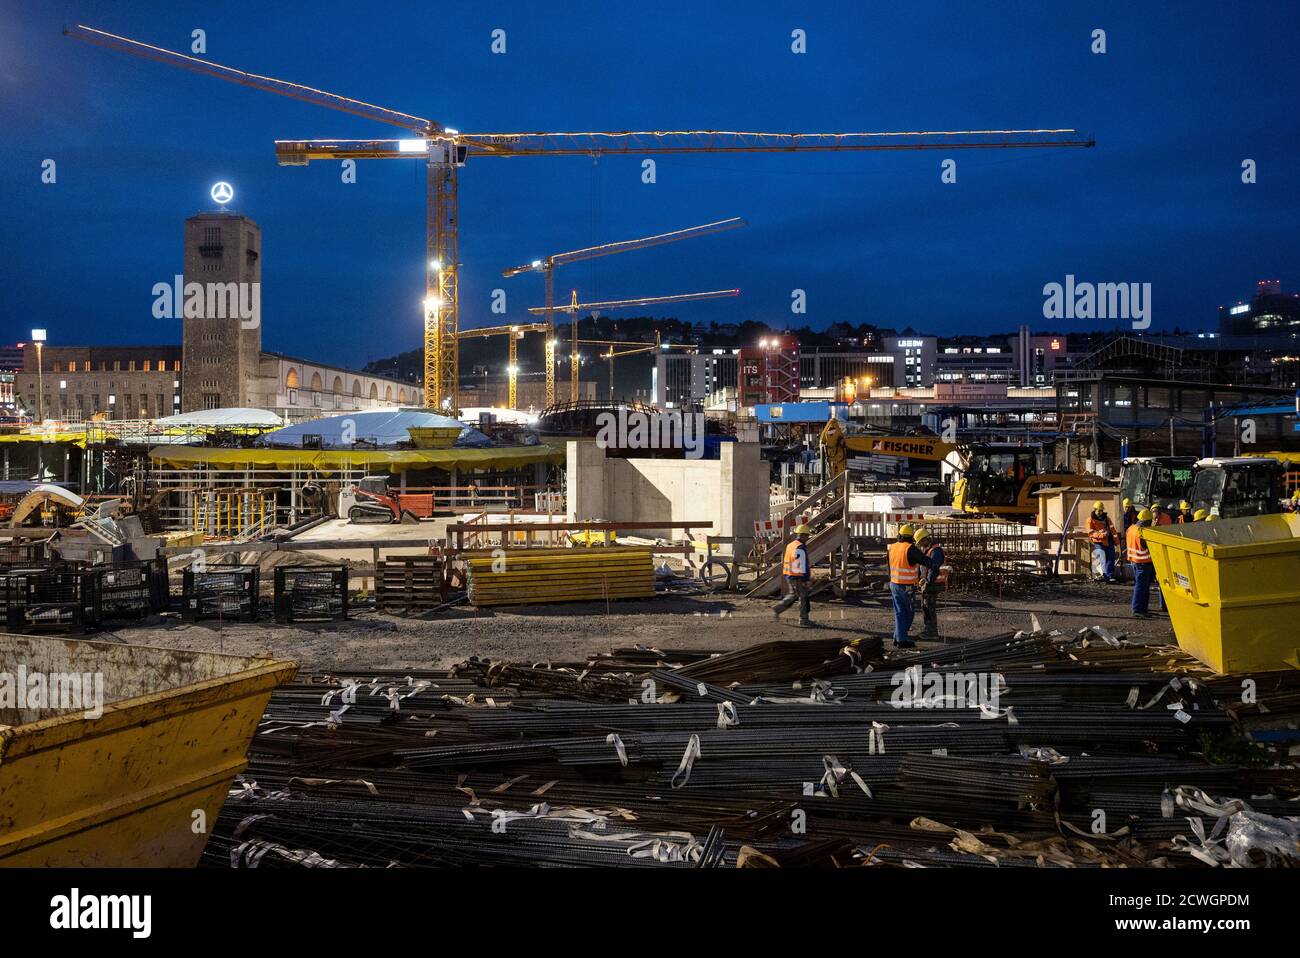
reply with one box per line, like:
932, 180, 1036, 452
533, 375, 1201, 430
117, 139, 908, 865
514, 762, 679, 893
155, 407, 285, 428
261, 409, 491, 449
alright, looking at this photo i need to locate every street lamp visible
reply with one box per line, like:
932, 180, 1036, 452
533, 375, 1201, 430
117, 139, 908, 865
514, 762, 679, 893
31, 329, 46, 422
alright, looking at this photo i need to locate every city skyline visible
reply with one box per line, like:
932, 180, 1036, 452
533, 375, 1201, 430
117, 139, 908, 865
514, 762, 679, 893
3, 1, 1299, 368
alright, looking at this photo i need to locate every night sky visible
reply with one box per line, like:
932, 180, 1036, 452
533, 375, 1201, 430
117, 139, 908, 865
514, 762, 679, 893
2, 1, 1298, 369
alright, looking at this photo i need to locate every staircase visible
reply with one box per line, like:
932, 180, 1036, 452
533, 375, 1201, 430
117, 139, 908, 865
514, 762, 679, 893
746, 472, 849, 597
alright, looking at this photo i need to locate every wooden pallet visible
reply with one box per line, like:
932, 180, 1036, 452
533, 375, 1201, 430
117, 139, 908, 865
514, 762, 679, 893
376, 556, 448, 614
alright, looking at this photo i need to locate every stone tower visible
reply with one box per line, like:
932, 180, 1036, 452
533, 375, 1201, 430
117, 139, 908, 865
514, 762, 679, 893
181, 211, 262, 411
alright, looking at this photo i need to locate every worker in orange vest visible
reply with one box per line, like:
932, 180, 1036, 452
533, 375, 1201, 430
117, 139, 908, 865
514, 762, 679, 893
1156, 502, 1175, 526
888, 523, 933, 648
1121, 497, 1139, 532
1127, 509, 1157, 618
1085, 500, 1120, 583
773, 523, 813, 627
1175, 500, 1194, 524
913, 527, 947, 638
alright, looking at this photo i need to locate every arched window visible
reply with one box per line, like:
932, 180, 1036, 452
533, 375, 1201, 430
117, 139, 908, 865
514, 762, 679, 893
285, 368, 300, 389
368, 382, 379, 400
398, 389, 406, 403
310, 371, 323, 391
352, 380, 362, 397
384, 385, 394, 401
332, 376, 344, 395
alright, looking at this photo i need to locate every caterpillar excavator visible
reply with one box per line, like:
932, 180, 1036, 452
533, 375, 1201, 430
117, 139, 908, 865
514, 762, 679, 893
819, 418, 1103, 521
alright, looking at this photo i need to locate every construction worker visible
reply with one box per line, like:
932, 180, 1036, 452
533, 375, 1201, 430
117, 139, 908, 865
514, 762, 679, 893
1086, 501, 1120, 583
1192, 508, 1210, 522
1175, 500, 1194, 524
1286, 489, 1300, 513
1127, 508, 1157, 618
888, 523, 932, 649
1121, 497, 1139, 532
914, 527, 947, 638
773, 524, 812, 627
1156, 502, 1175, 526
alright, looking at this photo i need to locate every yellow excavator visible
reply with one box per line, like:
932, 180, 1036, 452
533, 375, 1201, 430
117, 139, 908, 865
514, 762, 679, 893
820, 418, 1103, 520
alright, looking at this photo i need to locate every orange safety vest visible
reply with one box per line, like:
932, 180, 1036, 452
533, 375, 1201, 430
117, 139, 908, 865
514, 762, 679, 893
1156, 512, 1173, 526
922, 542, 949, 587
889, 540, 920, 585
782, 540, 808, 578
1126, 524, 1151, 564
1087, 514, 1115, 545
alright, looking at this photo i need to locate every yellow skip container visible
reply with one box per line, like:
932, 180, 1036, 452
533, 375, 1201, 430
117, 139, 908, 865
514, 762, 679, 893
0, 636, 295, 867
1143, 514, 1300, 673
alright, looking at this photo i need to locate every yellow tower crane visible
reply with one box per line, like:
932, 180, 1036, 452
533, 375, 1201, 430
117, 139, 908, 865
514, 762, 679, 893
503, 218, 746, 405
531, 290, 739, 403
456, 322, 549, 410
66, 25, 1094, 412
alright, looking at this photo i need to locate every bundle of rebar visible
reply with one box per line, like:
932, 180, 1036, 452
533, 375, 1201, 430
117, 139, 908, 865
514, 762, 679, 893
199, 630, 1300, 870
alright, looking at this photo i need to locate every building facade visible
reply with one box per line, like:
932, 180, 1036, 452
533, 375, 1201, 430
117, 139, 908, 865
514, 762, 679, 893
16, 206, 411, 422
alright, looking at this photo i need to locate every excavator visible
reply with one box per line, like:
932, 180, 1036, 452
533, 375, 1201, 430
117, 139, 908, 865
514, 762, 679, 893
820, 418, 1103, 521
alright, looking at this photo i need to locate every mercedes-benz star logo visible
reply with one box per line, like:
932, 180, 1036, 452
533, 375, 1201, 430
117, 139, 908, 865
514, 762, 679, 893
210, 181, 234, 205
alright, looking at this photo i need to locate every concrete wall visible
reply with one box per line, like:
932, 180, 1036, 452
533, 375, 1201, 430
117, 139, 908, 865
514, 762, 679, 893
566, 440, 768, 540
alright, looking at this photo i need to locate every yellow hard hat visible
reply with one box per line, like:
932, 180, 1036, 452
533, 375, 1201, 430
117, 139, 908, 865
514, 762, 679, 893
1093, 500, 1105, 511
1137, 508, 1153, 522
1193, 508, 1209, 521
1122, 497, 1132, 507
899, 523, 915, 537
913, 527, 931, 542
793, 524, 811, 535
1180, 501, 1191, 510
1292, 489, 1300, 500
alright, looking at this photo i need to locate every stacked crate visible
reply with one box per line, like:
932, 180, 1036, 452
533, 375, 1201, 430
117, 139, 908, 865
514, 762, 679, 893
182, 566, 260, 622
4, 569, 101, 632
95, 561, 155, 619
273, 565, 349, 623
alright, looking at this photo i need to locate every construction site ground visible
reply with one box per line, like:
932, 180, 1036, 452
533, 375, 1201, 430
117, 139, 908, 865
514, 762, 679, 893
99, 578, 1171, 672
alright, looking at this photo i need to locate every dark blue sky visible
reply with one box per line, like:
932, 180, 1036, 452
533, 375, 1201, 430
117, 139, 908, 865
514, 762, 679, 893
3, 1, 1298, 368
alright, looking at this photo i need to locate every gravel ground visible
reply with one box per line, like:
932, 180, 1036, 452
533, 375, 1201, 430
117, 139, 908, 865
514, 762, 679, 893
96, 578, 1175, 671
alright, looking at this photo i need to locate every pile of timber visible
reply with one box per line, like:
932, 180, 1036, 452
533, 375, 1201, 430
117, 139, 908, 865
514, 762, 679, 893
376, 556, 447, 614
465, 546, 654, 607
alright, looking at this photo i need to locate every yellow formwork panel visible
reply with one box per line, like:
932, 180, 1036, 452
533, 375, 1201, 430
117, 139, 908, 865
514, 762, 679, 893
0, 636, 296, 867
466, 548, 655, 606
1144, 514, 1300, 674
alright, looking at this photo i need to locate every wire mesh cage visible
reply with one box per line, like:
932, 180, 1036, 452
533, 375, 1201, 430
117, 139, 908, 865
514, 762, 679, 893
94, 561, 155, 620
4, 569, 101, 632
182, 565, 260, 622
0, 540, 46, 565
273, 565, 349, 624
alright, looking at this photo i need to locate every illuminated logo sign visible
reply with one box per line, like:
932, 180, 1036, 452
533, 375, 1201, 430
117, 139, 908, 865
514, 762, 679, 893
770, 406, 783, 418
1050, 338, 1061, 350
210, 182, 234, 205
896, 339, 925, 348
1229, 304, 1250, 315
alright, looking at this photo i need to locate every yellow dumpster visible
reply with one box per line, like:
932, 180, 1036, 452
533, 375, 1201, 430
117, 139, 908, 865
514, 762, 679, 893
1144, 514, 1300, 673
0, 635, 295, 867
